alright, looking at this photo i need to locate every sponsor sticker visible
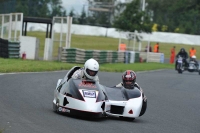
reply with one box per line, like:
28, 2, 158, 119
82, 90, 96, 98
65, 109, 70, 113
79, 82, 96, 88
58, 107, 70, 113
62, 108, 66, 112
58, 107, 62, 112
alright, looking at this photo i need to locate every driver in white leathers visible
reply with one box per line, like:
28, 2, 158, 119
72, 58, 99, 82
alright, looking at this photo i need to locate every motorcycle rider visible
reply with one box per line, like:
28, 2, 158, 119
175, 48, 189, 70
72, 58, 99, 82
115, 70, 147, 101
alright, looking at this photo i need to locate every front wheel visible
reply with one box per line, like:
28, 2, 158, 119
177, 63, 183, 74
178, 69, 182, 74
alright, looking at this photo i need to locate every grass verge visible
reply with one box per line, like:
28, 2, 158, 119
0, 58, 174, 73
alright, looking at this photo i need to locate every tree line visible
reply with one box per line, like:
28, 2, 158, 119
147, 0, 200, 35
0, 0, 199, 35
0, 0, 66, 18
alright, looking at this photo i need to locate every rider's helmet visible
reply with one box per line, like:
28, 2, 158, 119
122, 70, 136, 89
83, 58, 99, 80
180, 48, 185, 53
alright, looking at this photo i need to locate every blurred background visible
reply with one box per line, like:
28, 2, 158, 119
0, 0, 199, 63
0, 0, 199, 35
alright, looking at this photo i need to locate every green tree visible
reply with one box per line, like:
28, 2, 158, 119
113, 0, 152, 33
87, 15, 96, 25
95, 12, 110, 27
0, 0, 17, 13
49, 0, 67, 17
15, 0, 50, 17
69, 8, 75, 17
11, 0, 66, 18
147, 0, 200, 35
69, 8, 79, 24
78, 6, 87, 24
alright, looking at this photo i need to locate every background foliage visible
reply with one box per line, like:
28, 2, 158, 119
0, 0, 200, 35
147, 0, 200, 35
113, 0, 152, 33
0, 0, 66, 17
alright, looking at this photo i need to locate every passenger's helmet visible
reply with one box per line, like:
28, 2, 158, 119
192, 55, 196, 59
83, 58, 99, 80
191, 55, 196, 61
122, 70, 136, 89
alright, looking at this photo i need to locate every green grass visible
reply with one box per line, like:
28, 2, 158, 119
27, 31, 200, 59
101, 62, 174, 72
0, 58, 174, 73
1, 31, 198, 73
0, 58, 77, 73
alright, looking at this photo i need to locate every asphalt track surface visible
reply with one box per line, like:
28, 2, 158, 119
0, 69, 200, 133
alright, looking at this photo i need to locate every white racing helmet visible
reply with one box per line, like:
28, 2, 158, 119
192, 55, 196, 59
83, 58, 99, 80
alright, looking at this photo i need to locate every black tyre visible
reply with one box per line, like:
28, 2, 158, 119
53, 99, 59, 112
53, 103, 58, 112
177, 63, 183, 74
119, 116, 135, 121
139, 100, 147, 116
178, 69, 182, 74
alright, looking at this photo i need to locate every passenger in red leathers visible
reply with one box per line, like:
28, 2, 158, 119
115, 70, 147, 101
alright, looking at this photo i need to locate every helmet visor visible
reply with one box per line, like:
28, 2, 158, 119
86, 69, 98, 76
123, 80, 134, 89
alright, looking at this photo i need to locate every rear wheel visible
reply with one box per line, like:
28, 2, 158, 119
139, 100, 147, 116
